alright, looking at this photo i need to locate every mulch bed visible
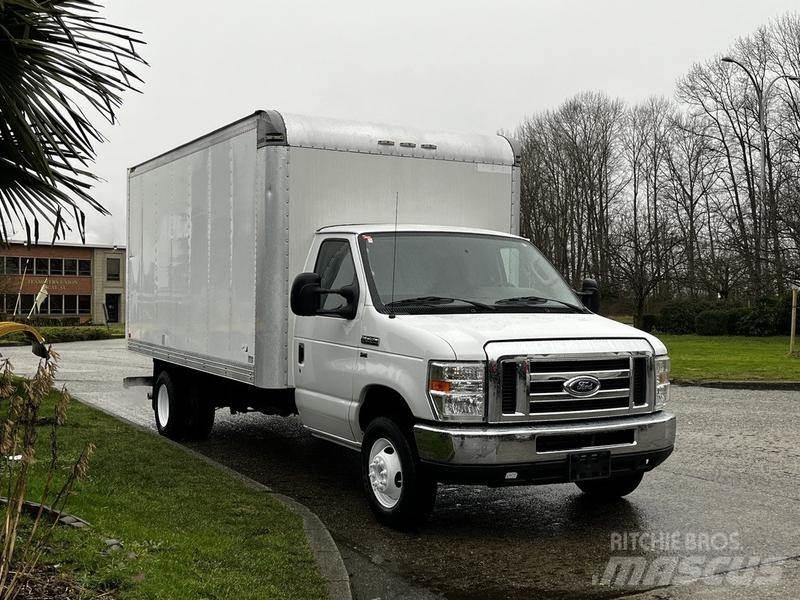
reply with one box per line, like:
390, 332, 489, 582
9, 565, 84, 599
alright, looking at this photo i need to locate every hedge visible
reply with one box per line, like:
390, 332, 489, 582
0, 325, 124, 345
658, 300, 715, 334
655, 295, 795, 336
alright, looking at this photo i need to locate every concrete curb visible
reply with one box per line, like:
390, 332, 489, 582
674, 379, 800, 391
81, 402, 352, 600
274, 494, 352, 600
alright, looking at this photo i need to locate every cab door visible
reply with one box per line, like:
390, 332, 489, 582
293, 237, 362, 442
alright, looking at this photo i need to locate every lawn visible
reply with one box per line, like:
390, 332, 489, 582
659, 334, 800, 382
15, 390, 327, 599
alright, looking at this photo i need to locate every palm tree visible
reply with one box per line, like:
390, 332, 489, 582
0, 0, 145, 244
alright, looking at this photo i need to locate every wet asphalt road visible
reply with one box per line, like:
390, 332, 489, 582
3, 339, 800, 599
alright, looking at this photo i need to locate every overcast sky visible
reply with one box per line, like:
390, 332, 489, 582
61, 0, 799, 245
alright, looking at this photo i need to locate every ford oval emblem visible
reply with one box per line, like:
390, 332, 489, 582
563, 375, 601, 398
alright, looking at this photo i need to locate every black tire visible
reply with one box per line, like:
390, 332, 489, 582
184, 379, 216, 441
361, 417, 436, 528
575, 472, 644, 499
153, 370, 187, 439
153, 369, 215, 441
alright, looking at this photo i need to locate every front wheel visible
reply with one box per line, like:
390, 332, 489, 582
575, 472, 644, 499
361, 417, 436, 528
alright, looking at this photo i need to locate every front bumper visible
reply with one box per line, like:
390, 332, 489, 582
414, 411, 675, 484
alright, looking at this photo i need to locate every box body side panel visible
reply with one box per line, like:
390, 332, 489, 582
127, 127, 259, 383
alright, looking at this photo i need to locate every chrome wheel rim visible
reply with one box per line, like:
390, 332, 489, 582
157, 384, 170, 427
368, 437, 403, 509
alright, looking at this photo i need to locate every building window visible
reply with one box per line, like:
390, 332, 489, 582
78, 295, 91, 314
35, 258, 49, 276
5, 257, 20, 275
105, 293, 121, 323
78, 259, 91, 276
50, 258, 63, 276
107, 257, 120, 281
63, 259, 77, 276
64, 295, 77, 314
49, 295, 63, 315
4, 295, 15, 314
20, 294, 34, 313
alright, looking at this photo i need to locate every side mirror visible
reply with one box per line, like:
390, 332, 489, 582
290, 273, 359, 319
579, 278, 600, 313
291, 273, 323, 316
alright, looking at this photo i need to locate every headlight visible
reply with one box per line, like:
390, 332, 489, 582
654, 356, 670, 410
427, 361, 486, 421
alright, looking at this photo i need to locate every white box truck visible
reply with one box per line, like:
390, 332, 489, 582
127, 111, 675, 526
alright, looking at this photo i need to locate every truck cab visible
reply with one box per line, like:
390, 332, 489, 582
291, 224, 675, 526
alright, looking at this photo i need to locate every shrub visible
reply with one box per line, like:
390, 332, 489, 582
0, 346, 94, 596
724, 307, 750, 334
0, 326, 123, 346
695, 310, 730, 336
639, 314, 659, 333
658, 299, 715, 334
773, 293, 794, 335
735, 305, 781, 336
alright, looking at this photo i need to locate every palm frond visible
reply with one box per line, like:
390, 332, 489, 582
0, 0, 146, 244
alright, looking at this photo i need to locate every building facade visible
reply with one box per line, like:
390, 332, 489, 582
0, 242, 125, 324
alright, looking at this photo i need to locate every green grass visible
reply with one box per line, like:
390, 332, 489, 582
19, 392, 327, 599
0, 325, 124, 346
659, 334, 800, 382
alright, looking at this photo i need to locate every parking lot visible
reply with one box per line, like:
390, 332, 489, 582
3, 339, 799, 599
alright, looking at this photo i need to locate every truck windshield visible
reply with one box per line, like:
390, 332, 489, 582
357, 232, 584, 314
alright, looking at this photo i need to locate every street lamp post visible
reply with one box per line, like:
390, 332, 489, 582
720, 56, 800, 290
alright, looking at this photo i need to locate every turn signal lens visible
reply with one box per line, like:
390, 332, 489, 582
429, 380, 452, 393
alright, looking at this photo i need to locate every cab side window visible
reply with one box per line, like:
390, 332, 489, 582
314, 239, 357, 311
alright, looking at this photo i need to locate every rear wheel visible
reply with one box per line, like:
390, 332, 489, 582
575, 472, 644, 499
154, 370, 185, 439
361, 417, 436, 528
153, 369, 215, 441
186, 391, 215, 440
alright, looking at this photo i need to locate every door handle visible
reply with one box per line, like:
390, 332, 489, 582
298, 343, 305, 364
359, 351, 368, 358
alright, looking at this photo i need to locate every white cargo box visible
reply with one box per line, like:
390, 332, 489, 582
127, 110, 520, 389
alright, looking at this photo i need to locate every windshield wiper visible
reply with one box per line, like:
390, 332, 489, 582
494, 295, 584, 312
386, 296, 495, 310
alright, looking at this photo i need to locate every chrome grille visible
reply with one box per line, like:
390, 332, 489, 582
528, 357, 631, 415
487, 341, 654, 424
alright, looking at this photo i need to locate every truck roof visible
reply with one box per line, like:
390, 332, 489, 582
317, 224, 523, 239
130, 110, 520, 174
